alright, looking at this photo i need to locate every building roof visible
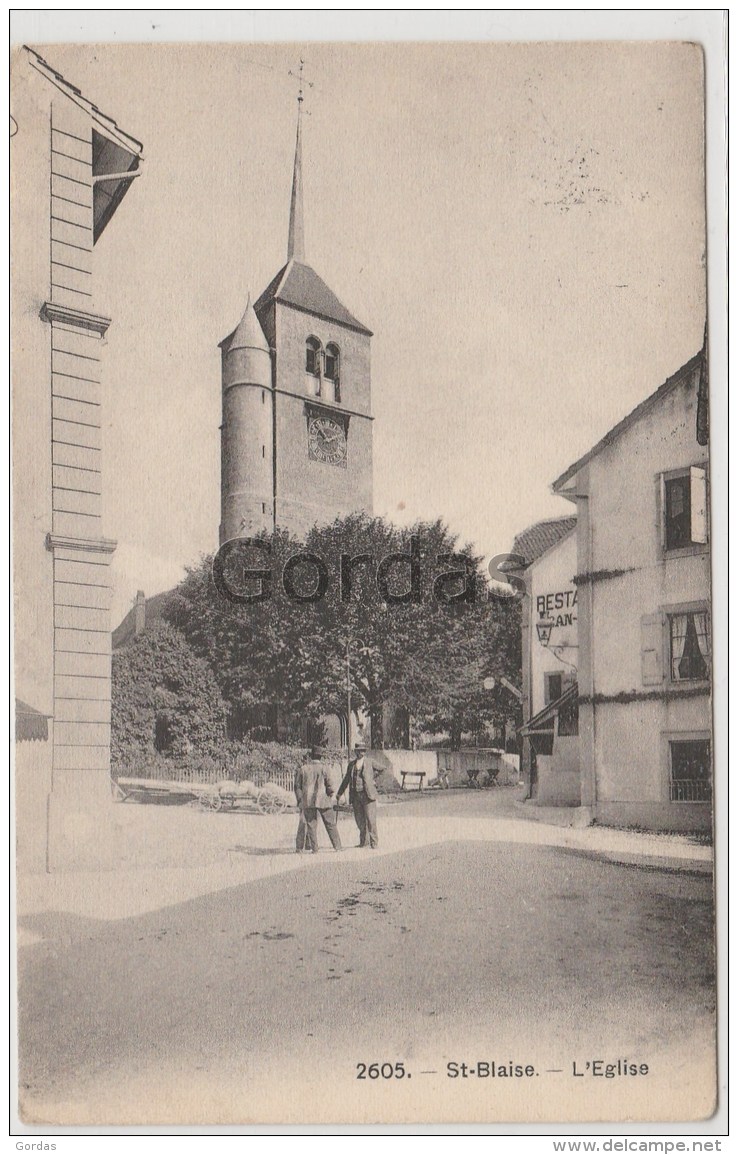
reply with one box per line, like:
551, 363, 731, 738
25, 46, 144, 242
254, 259, 373, 337
552, 351, 704, 492
25, 46, 144, 155
506, 516, 578, 570
112, 590, 173, 650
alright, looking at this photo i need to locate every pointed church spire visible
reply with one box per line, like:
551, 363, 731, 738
287, 73, 306, 263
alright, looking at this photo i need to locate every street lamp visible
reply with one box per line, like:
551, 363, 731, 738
536, 620, 554, 646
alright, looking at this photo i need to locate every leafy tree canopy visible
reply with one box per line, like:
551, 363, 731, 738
111, 621, 227, 764
164, 515, 521, 747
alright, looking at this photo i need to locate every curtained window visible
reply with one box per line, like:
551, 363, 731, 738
670, 611, 710, 681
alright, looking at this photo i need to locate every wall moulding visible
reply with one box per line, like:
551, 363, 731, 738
40, 301, 112, 336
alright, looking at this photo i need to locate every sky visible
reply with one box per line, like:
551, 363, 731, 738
25, 40, 706, 623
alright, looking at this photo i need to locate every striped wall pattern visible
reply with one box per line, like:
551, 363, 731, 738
50, 118, 93, 310
46, 102, 114, 778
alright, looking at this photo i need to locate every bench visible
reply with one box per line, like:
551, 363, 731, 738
400, 770, 426, 791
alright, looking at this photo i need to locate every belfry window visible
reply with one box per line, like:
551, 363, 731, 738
324, 343, 339, 381
306, 336, 322, 377
324, 343, 340, 401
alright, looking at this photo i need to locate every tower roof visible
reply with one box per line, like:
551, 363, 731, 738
219, 294, 270, 352
254, 259, 372, 337
288, 103, 305, 263
253, 79, 372, 338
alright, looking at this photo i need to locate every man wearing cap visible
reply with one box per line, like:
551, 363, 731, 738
337, 742, 379, 849
294, 747, 343, 854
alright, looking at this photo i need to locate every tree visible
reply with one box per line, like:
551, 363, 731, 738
111, 622, 227, 765
163, 515, 522, 748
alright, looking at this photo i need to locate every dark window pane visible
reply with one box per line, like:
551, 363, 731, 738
306, 338, 321, 376
669, 740, 711, 802
665, 475, 692, 549
545, 673, 562, 704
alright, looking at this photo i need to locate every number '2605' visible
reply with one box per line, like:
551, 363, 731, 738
356, 1062, 407, 1079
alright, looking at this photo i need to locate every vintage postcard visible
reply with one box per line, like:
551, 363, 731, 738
11, 29, 723, 1132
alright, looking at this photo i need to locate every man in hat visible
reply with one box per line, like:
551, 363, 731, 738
337, 742, 379, 849
294, 746, 343, 854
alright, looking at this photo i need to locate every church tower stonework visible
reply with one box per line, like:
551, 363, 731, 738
219, 95, 373, 544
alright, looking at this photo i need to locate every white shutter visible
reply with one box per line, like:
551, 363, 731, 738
641, 613, 665, 685
690, 465, 708, 544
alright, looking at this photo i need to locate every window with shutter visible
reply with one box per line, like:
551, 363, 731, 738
661, 466, 709, 550
641, 612, 664, 685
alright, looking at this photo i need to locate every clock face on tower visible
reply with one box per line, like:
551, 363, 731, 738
308, 415, 347, 467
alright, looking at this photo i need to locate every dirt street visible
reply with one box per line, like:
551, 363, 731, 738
18, 813, 715, 1126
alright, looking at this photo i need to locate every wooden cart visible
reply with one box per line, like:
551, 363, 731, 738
199, 778, 293, 815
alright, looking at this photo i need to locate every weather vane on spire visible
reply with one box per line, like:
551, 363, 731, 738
287, 57, 314, 107
286, 58, 311, 263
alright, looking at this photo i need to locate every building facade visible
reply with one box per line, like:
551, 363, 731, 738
506, 518, 579, 805
552, 352, 711, 831
219, 103, 373, 545
12, 48, 143, 870
516, 525, 580, 806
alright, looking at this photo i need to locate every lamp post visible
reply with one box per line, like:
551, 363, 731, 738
344, 635, 368, 754
345, 636, 352, 753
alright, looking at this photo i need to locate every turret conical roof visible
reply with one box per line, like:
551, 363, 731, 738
219, 294, 270, 352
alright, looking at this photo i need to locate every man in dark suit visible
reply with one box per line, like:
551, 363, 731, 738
294, 747, 342, 854
337, 742, 379, 849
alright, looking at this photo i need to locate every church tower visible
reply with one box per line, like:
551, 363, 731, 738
219, 85, 373, 544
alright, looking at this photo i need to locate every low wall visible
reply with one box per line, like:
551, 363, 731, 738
370, 749, 437, 789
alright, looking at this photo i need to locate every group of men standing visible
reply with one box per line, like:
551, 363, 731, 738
294, 743, 379, 853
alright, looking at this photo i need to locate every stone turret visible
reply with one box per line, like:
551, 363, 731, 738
218, 295, 273, 543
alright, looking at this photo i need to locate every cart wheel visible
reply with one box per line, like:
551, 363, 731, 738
209, 792, 223, 812
199, 792, 213, 809
257, 789, 286, 815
